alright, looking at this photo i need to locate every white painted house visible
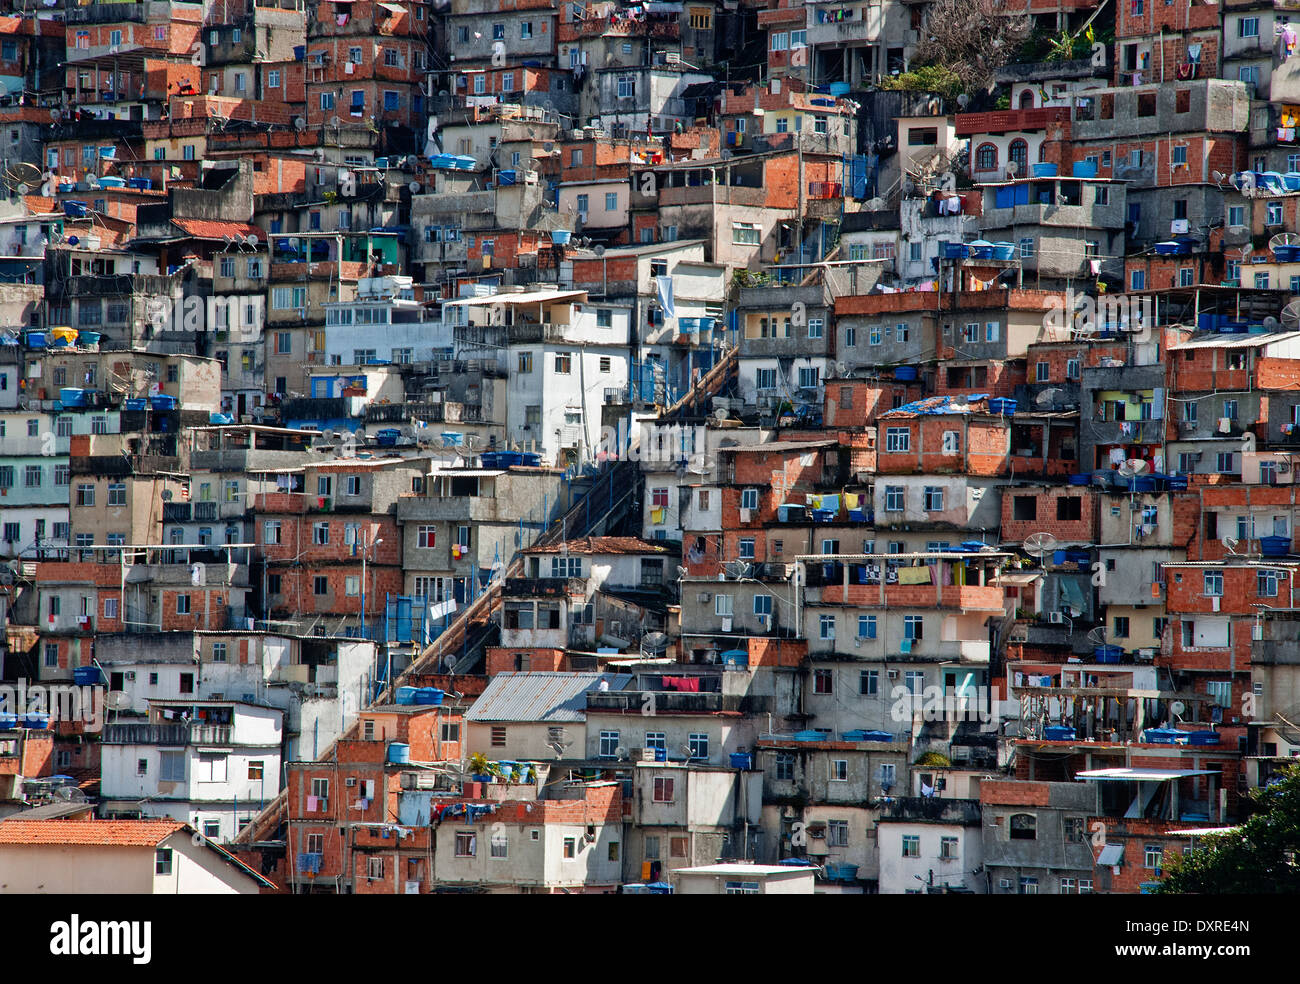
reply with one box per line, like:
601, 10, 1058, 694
100, 700, 283, 843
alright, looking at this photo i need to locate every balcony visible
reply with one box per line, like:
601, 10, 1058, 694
398, 494, 501, 524
815, 579, 1007, 613
954, 106, 1071, 136
103, 723, 233, 746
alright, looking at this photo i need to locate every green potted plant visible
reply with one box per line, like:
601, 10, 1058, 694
468, 752, 493, 783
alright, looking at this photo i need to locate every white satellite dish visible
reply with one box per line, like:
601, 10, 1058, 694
1282, 300, 1300, 330
957, 93, 970, 109
329, 115, 341, 128
713, 406, 729, 422
1035, 387, 1064, 408
408, 180, 421, 193
1005, 160, 1019, 179
1221, 535, 1240, 554
1116, 458, 1148, 478
866, 197, 886, 211
294, 116, 306, 131
1023, 531, 1058, 558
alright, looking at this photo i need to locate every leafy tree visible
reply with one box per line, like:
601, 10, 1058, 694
877, 65, 964, 102
1156, 765, 1300, 894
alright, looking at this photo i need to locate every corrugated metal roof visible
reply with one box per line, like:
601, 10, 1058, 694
441, 289, 586, 308
719, 439, 835, 453
1168, 331, 1300, 350
465, 671, 634, 723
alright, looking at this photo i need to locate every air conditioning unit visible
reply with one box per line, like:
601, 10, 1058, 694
999, 878, 1013, 889
1171, 219, 1189, 235
346, 777, 357, 786
1048, 612, 1066, 624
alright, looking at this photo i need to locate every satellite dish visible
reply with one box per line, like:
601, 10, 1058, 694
243, 233, 259, 247
2, 161, 42, 194
676, 565, 689, 577
1170, 701, 1186, 721
1211, 170, 1226, 187
1035, 387, 1064, 408
106, 691, 132, 711
1282, 300, 1300, 330
1086, 626, 1108, 646
329, 115, 341, 128
835, 361, 849, 377
1264, 316, 1280, 331
957, 93, 970, 109
1271, 233, 1300, 251
50, 108, 60, 121
593, 245, 605, 256
294, 116, 306, 131
86, 175, 99, 189
713, 406, 729, 422
408, 180, 421, 193
1005, 160, 1019, 178
1221, 534, 1240, 554
865, 197, 886, 210
161, 489, 174, 501
724, 561, 753, 579
642, 631, 668, 651
1023, 531, 1058, 558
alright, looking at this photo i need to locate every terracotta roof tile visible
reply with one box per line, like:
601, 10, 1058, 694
0, 819, 185, 846
171, 218, 266, 242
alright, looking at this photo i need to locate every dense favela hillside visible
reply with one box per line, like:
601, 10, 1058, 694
0, 0, 1291, 896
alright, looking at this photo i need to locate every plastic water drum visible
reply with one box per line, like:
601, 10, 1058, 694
395, 686, 418, 705
387, 743, 410, 764
73, 666, 102, 686
730, 752, 753, 770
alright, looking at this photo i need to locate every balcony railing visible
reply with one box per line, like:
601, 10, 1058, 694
103, 723, 233, 746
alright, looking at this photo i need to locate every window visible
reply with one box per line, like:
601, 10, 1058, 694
830, 760, 848, 782
490, 829, 508, 859
455, 832, 477, 857
738, 538, 755, 559
904, 615, 924, 641
885, 486, 905, 512
975, 143, 997, 171
490, 725, 507, 747
1204, 571, 1224, 597
155, 848, 173, 875
732, 222, 761, 245
819, 614, 836, 640
1240, 16, 1260, 37
1009, 813, 1037, 840
1131, 269, 1146, 291
902, 835, 920, 857
617, 76, 635, 98
940, 837, 959, 860
860, 669, 878, 695
741, 488, 759, 510
885, 427, 910, 452
1113, 616, 1130, 638
715, 594, 733, 617
923, 487, 944, 511
858, 615, 877, 640
599, 730, 620, 758
1144, 844, 1164, 869
554, 352, 572, 374
813, 668, 834, 694
313, 576, 328, 596
653, 776, 675, 802
688, 733, 709, 760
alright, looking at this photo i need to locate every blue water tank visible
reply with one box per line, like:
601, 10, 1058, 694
23, 714, 49, 730
730, 752, 753, 769
1043, 726, 1076, 740
395, 686, 418, 705
0, 713, 18, 729
387, 743, 410, 764
73, 666, 102, 686
414, 687, 444, 706
654, 747, 667, 761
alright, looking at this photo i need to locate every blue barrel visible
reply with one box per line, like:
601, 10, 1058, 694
59, 387, 86, 407
730, 752, 753, 770
1031, 162, 1058, 177
1043, 726, 1075, 741
414, 687, 443, 706
73, 666, 102, 686
395, 686, 418, 705
1094, 645, 1122, 663
23, 714, 49, 730
894, 365, 918, 381
387, 742, 410, 764
654, 747, 667, 762
150, 394, 177, 411
0, 713, 18, 729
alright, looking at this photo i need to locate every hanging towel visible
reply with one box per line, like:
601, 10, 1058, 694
651, 507, 666, 524
307, 795, 318, 811
844, 492, 861, 510
820, 494, 840, 514
1109, 447, 1126, 466
897, 566, 933, 585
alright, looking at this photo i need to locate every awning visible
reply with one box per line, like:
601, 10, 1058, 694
1077, 768, 1220, 781
1097, 844, 1124, 866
